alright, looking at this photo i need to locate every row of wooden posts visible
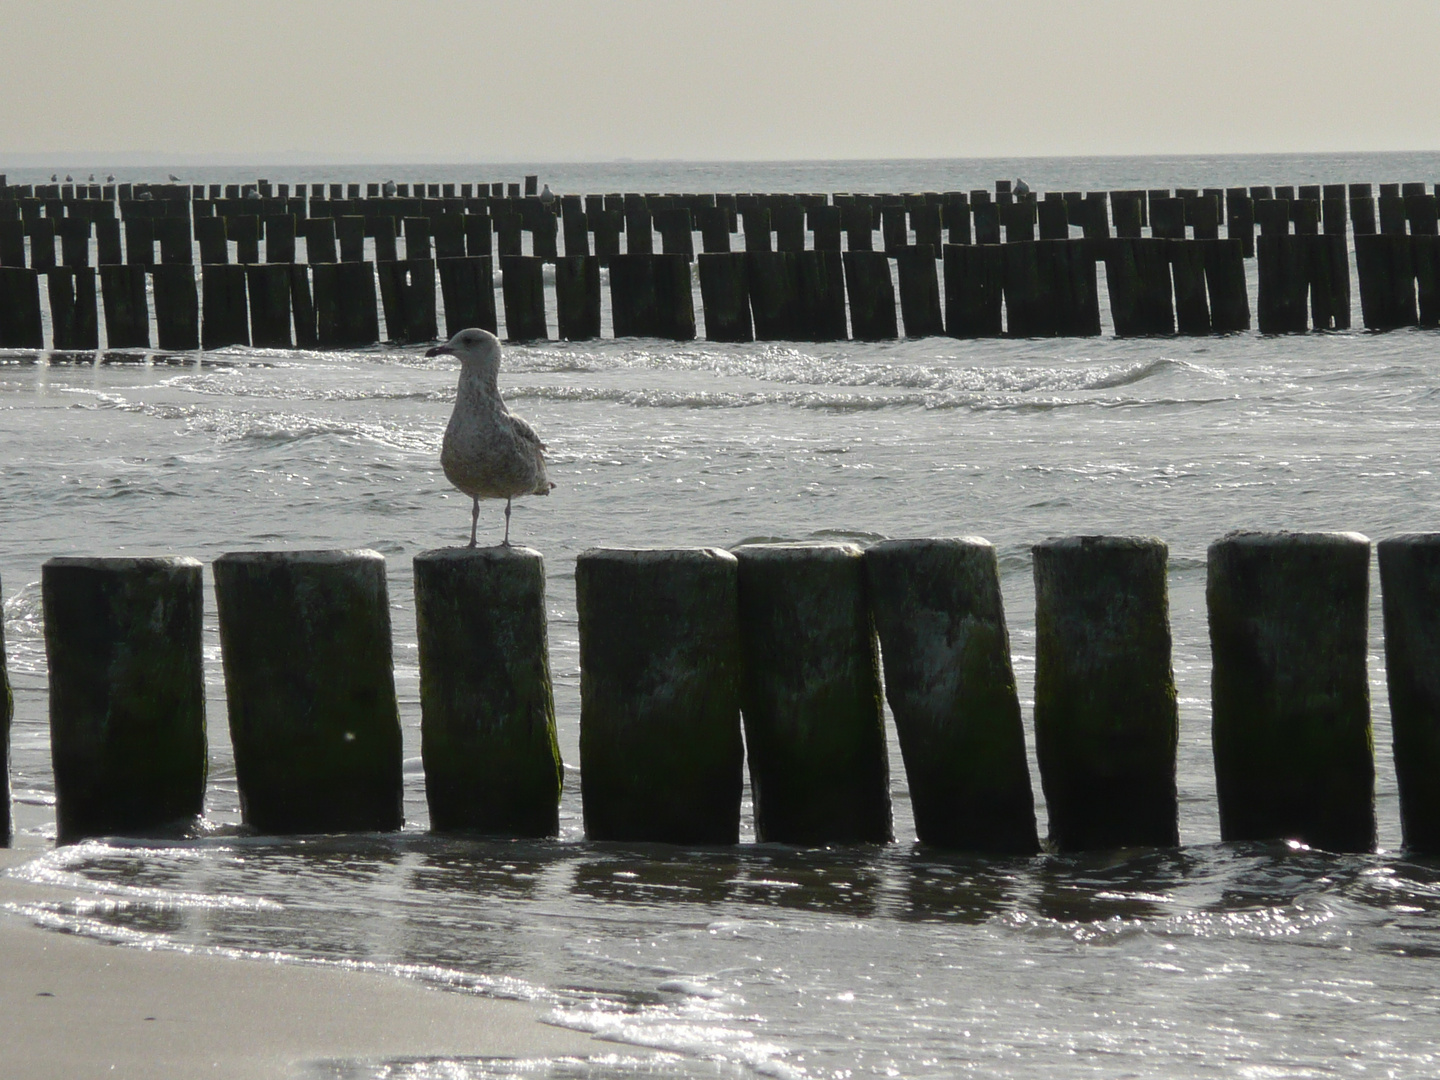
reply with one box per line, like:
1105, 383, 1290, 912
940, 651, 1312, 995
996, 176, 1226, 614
5, 177, 1440, 349
7, 531, 1440, 855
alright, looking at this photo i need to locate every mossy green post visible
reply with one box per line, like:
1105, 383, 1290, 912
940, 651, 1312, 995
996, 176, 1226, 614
864, 538, 1037, 853
415, 547, 561, 837
734, 543, 891, 844
1208, 531, 1375, 852
1032, 536, 1179, 851
576, 548, 744, 844
41, 557, 207, 843
213, 550, 403, 835
1378, 535, 1440, 853
0, 572, 13, 845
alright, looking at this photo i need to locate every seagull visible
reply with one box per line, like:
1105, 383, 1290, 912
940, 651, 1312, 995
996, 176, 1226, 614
50, 174, 57, 182
105, 174, 115, 182
426, 328, 553, 547
1014, 177, 1030, 196
64, 174, 73, 182
383, 179, 397, 197
168, 173, 181, 182
539, 183, 555, 206
88, 174, 95, 182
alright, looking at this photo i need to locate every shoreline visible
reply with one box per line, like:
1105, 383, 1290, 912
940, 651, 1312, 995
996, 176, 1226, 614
0, 847, 603, 1080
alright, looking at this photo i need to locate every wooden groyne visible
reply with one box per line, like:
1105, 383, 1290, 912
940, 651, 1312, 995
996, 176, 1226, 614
3, 176, 1440, 348
13, 533, 1440, 855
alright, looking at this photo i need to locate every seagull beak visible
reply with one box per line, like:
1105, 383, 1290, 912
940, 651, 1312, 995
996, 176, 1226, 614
425, 344, 455, 358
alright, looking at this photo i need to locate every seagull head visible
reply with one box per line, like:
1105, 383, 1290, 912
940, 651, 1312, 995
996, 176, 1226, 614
426, 328, 503, 378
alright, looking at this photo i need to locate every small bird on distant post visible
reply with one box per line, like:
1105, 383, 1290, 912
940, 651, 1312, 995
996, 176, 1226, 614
426, 328, 553, 547
1014, 177, 1030, 196
539, 183, 555, 207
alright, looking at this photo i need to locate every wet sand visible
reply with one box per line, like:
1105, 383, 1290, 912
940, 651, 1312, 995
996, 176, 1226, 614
0, 848, 600, 1079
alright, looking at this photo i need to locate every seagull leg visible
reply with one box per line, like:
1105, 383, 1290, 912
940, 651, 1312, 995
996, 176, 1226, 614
503, 497, 513, 546
469, 497, 479, 548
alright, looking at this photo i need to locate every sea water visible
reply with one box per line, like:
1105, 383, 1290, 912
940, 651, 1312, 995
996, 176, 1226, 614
2, 155, 1440, 1078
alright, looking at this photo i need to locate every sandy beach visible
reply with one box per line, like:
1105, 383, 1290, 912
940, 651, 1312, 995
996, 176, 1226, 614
0, 847, 600, 1080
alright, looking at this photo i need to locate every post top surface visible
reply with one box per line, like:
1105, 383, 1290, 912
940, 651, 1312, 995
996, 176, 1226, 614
214, 549, 385, 565
43, 555, 202, 571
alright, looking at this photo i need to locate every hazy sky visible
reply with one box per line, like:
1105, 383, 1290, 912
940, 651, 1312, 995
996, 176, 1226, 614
2, 0, 1438, 162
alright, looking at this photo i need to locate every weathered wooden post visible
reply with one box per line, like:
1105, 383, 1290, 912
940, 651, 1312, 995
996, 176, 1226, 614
201, 264, 250, 348
1170, 240, 1211, 334
196, 216, 229, 264
1203, 238, 1251, 333
42, 557, 207, 843
290, 265, 317, 348
554, 254, 601, 340
733, 543, 891, 845
150, 265, 199, 351
896, 246, 943, 337
698, 252, 752, 342
742, 206, 772, 253
944, 243, 1004, 338
437, 255, 498, 337
1355, 233, 1417, 330
414, 547, 562, 837
576, 548, 745, 844
99, 263, 150, 348
500, 254, 547, 341
1378, 535, 1440, 853
246, 264, 293, 347
865, 538, 1037, 853
1208, 532, 1375, 852
313, 262, 380, 347
338, 216, 368, 262
1032, 536, 1179, 851
653, 252, 696, 341
213, 550, 404, 834
303, 217, 337, 263
795, 249, 847, 341
1002, 242, 1050, 336
747, 251, 799, 340
843, 250, 898, 341
47, 267, 99, 350
377, 258, 438, 344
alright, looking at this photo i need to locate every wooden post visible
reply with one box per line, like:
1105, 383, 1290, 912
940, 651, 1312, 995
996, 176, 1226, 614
196, 217, 228, 264
554, 254, 601, 341
795, 249, 847, 341
338, 215, 369, 262
773, 204, 804, 253
653, 252, 696, 341
943, 243, 1003, 338
302, 217, 336, 263
842, 203, 873, 250
290, 265, 317, 348
865, 538, 1038, 853
843, 250, 898, 341
1209, 532, 1375, 852
698, 252, 753, 342
576, 548, 744, 844
414, 546, 562, 837
201, 265, 249, 348
608, 252, 657, 338
214, 550, 404, 834
809, 204, 842, 251
1378, 535, 1440, 853
1203, 238, 1252, 333
1354, 234, 1416, 330
742, 206, 771, 253
149, 264, 199, 350
500, 254, 547, 341
58, 218, 91, 267
1002, 242, 1050, 336
313, 262, 380, 347
1033, 536, 1179, 851
697, 206, 732, 253
263, 214, 295, 263
246, 264, 293, 347
1310, 234, 1352, 331
1037, 199, 1068, 241
734, 543, 892, 845
437, 255, 497, 337
42, 557, 207, 843
625, 203, 653, 255
1170, 240, 1211, 334
896, 245, 943, 337
747, 251, 800, 340
99, 263, 150, 348
377, 258, 438, 344
47, 267, 99, 350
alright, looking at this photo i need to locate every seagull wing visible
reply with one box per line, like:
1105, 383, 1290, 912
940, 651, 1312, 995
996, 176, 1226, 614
506, 412, 547, 451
